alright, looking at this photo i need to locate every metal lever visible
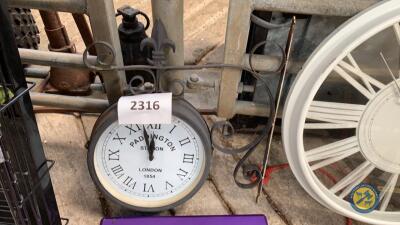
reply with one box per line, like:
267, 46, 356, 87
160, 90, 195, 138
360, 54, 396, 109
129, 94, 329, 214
256, 16, 297, 202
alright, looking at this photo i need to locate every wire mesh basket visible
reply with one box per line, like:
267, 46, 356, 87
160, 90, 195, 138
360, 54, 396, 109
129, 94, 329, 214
0, 1, 62, 224
0, 81, 57, 225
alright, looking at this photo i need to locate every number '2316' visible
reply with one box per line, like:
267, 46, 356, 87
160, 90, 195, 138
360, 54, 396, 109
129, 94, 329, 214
131, 101, 160, 110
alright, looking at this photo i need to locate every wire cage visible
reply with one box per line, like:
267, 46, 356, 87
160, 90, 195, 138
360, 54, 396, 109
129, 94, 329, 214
0, 1, 62, 224
0, 80, 53, 225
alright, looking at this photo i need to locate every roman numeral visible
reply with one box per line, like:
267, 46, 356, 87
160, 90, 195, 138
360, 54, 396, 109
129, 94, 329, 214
333, 54, 385, 100
125, 125, 141, 135
147, 124, 161, 130
306, 136, 360, 170
122, 176, 136, 189
113, 133, 126, 145
305, 101, 365, 129
165, 181, 173, 190
111, 165, 124, 178
177, 168, 188, 180
183, 153, 195, 164
179, 137, 191, 146
108, 149, 120, 161
143, 183, 155, 193
169, 125, 177, 134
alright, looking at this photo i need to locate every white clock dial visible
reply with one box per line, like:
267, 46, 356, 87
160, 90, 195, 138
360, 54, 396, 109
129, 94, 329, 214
93, 116, 206, 208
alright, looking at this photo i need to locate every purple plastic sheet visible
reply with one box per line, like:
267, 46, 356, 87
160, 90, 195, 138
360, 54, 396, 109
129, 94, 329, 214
101, 215, 268, 225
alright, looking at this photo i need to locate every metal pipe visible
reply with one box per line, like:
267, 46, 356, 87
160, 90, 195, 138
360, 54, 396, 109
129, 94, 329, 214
19, 48, 97, 68
30, 92, 109, 112
238, 84, 255, 93
9, 0, 86, 14
39, 10, 92, 94
151, 0, 185, 89
87, 0, 126, 104
234, 100, 284, 118
34, 75, 50, 93
252, 0, 379, 17
39, 10, 75, 52
90, 83, 105, 92
218, 0, 253, 118
243, 53, 303, 73
235, 100, 269, 117
24, 66, 50, 78
72, 14, 96, 55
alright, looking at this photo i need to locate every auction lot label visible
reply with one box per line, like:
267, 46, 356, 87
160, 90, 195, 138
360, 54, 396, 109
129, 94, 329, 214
118, 93, 172, 124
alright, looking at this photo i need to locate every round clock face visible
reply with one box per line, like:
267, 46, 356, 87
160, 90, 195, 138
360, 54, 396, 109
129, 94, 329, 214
88, 100, 211, 211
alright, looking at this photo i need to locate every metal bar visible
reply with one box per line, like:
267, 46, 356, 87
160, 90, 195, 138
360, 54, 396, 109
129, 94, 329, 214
72, 14, 96, 55
256, 16, 296, 202
19, 48, 96, 69
151, 0, 185, 90
243, 53, 302, 72
243, 52, 393, 79
30, 92, 109, 112
235, 100, 269, 117
34, 74, 50, 93
217, 0, 253, 118
87, 0, 126, 104
9, 0, 86, 14
252, 0, 379, 17
39, 10, 75, 52
24, 66, 50, 78
0, 83, 35, 114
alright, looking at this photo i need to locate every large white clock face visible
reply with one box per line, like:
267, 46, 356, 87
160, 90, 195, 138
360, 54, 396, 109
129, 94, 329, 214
93, 116, 206, 208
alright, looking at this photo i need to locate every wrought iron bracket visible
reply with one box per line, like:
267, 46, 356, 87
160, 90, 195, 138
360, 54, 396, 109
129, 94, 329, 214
140, 19, 175, 66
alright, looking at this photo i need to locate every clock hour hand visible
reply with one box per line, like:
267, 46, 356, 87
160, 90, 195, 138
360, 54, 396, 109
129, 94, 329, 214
143, 125, 151, 157
149, 133, 155, 161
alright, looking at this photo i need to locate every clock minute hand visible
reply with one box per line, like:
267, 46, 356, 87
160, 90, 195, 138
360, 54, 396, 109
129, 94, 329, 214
143, 125, 151, 159
149, 133, 155, 161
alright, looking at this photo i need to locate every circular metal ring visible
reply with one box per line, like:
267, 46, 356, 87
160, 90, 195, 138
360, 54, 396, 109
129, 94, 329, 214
128, 69, 157, 95
83, 41, 116, 69
249, 40, 286, 73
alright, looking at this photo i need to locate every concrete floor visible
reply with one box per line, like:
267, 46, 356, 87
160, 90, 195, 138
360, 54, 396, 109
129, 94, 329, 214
30, 1, 369, 225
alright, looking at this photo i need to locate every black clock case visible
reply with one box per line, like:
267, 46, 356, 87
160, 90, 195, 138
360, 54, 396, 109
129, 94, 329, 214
87, 97, 212, 212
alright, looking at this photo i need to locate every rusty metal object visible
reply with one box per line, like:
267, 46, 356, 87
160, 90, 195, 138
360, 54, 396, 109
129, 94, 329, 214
39, 10, 74, 52
72, 13, 97, 87
39, 10, 92, 95
72, 13, 96, 55
35, 74, 50, 93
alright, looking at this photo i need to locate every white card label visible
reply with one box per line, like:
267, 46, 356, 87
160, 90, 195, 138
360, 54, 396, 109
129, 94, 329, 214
118, 93, 172, 125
